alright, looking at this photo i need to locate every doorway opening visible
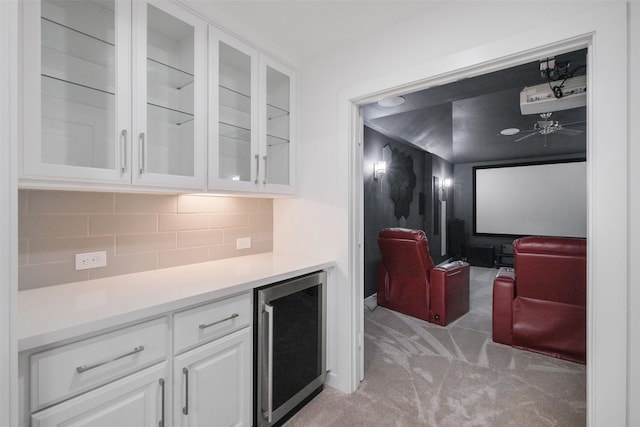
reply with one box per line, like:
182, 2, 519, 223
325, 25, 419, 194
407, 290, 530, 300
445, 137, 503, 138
349, 40, 591, 420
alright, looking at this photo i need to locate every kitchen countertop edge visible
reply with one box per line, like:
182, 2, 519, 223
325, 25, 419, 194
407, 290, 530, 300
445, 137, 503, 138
18, 252, 336, 352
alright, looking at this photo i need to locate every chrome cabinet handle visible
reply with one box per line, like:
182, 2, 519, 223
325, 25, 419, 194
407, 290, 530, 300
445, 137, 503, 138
199, 313, 239, 330
120, 129, 128, 174
254, 154, 260, 185
263, 303, 274, 422
182, 367, 189, 415
263, 155, 268, 185
76, 345, 145, 373
138, 132, 145, 175
159, 378, 165, 427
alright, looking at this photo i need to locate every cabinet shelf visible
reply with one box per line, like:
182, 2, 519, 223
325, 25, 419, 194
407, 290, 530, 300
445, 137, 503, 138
266, 134, 289, 147
42, 17, 114, 72
147, 58, 194, 90
148, 102, 194, 126
219, 121, 251, 143
42, 16, 114, 47
267, 103, 289, 121
42, 74, 114, 110
219, 85, 251, 114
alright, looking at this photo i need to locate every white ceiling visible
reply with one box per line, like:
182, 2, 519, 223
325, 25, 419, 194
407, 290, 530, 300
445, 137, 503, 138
183, 1, 444, 65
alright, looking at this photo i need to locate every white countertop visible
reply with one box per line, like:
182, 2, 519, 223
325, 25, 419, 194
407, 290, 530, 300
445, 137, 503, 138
18, 252, 335, 352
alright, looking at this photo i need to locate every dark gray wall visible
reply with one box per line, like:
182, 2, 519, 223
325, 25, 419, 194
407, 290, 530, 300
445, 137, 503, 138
364, 127, 453, 298
452, 152, 587, 255
431, 155, 455, 263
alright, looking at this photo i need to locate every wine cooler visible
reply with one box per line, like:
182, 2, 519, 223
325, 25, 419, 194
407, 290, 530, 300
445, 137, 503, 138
254, 271, 326, 427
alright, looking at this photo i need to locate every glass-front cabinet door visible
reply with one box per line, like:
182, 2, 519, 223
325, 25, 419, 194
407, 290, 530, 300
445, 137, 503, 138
261, 55, 295, 193
21, 0, 206, 190
132, 1, 207, 189
22, 0, 131, 184
209, 27, 259, 191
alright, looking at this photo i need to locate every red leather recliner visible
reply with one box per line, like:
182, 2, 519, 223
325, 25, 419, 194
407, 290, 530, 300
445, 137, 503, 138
377, 228, 470, 326
492, 236, 587, 364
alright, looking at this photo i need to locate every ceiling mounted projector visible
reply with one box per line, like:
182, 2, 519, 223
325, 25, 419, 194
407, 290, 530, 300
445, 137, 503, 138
520, 75, 586, 115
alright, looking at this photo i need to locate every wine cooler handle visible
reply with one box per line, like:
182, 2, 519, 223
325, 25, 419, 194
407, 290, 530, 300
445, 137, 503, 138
182, 367, 189, 415
263, 303, 274, 423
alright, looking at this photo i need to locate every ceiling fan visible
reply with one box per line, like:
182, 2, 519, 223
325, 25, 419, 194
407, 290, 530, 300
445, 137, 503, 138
504, 112, 584, 145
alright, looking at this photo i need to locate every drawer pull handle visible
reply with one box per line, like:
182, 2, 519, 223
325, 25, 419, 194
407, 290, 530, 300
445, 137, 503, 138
75, 345, 145, 373
198, 313, 239, 330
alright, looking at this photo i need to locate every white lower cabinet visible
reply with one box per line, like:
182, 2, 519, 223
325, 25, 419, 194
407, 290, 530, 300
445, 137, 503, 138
21, 292, 253, 427
31, 362, 168, 427
173, 328, 252, 427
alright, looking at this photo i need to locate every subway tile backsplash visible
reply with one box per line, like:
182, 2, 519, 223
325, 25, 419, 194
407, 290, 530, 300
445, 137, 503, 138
18, 190, 273, 290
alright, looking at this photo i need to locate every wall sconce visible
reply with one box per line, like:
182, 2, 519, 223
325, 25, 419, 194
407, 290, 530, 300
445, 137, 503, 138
438, 177, 452, 202
373, 161, 387, 180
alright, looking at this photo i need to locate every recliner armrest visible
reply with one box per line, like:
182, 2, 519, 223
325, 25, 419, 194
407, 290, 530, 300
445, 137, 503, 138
433, 260, 468, 274
430, 261, 470, 325
493, 268, 516, 345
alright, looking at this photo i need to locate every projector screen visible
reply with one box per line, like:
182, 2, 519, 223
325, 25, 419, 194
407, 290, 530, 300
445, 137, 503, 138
473, 160, 586, 237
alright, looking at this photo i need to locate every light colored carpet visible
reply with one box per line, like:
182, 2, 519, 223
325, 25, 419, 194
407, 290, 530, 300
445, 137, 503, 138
284, 267, 586, 426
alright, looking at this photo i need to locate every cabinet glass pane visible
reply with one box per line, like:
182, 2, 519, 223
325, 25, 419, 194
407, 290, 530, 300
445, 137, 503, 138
40, 0, 116, 169
266, 66, 290, 186
218, 42, 252, 183
146, 4, 194, 177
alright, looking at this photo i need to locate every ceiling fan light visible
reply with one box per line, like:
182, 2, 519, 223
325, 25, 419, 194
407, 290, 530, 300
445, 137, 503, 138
377, 96, 405, 107
500, 127, 520, 136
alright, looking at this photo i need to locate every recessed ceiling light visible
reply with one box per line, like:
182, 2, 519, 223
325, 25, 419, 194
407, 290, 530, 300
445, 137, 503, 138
377, 96, 405, 107
500, 127, 520, 136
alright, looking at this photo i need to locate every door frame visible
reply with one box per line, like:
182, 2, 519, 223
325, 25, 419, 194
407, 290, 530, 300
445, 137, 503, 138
346, 4, 628, 425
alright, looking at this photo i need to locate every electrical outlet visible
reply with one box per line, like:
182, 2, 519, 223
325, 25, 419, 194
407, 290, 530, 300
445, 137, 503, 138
75, 251, 107, 270
236, 237, 251, 250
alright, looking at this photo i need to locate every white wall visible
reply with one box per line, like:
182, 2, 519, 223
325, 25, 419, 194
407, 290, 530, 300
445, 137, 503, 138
0, 1, 18, 424
274, 0, 635, 424
628, 3, 639, 426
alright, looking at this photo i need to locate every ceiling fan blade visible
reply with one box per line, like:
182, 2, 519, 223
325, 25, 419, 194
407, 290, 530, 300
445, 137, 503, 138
555, 128, 584, 135
561, 120, 586, 127
515, 132, 538, 142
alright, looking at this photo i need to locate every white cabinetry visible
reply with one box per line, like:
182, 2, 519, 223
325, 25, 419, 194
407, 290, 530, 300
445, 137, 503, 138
210, 26, 295, 195
20, 292, 253, 427
21, 0, 207, 191
261, 55, 295, 194
174, 329, 252, 427
173, 293, 252, 427
26, 317, 170, 426
31, 363, 168, 427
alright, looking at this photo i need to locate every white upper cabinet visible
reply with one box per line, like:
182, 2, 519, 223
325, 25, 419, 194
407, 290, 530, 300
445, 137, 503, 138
21, 0, 207, 191
261, 55, 295, 193
208, 27, 259, 192
209, 27, 295, 195
21, 1, 293, 195
132, 1, 207, 189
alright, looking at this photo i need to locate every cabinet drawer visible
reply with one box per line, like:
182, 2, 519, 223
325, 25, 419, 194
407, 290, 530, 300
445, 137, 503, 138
174, 292, 251, 354
30, 317, 168, 411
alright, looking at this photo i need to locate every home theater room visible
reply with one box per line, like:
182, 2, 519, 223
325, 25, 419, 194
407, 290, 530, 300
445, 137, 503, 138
352, 49, 589, 425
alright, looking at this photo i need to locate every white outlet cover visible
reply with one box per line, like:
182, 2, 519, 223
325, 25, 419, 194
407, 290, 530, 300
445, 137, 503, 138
75, 251, 107, 270
236, 237, 251, 250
